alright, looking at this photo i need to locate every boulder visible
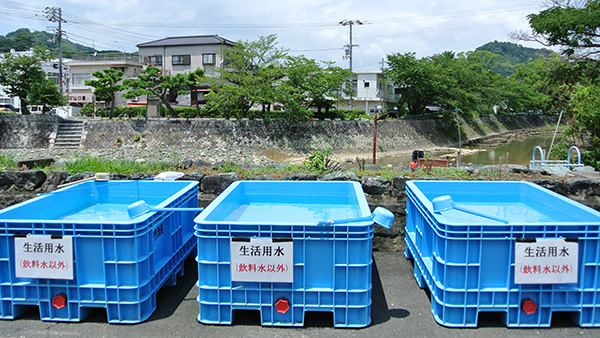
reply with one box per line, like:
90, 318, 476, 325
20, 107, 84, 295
361, 176, 390, 195
246, 175, 275, 180
282, 173, 317, 181
321, 171, 359, 182
201, 172, 239, 195
41, 170, 69, 192
180, 171, 206, 182
14, 170, 46, 191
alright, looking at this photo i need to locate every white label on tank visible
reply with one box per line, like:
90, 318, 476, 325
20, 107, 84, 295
230, 237, 293, 283
515, 238, 578, 284
14, 235, 74, 280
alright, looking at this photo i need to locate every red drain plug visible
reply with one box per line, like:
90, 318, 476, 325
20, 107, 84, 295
52, 293, 67, 309
521, 297, 537, 315
275, 297, 290, 314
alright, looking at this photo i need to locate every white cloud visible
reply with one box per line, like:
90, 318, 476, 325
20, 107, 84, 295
0, 0, 551, 67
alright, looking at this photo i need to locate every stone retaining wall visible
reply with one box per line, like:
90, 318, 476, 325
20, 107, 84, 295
81, 115, 556, 153
1, 114, 556, 154
0, 115, 58, 149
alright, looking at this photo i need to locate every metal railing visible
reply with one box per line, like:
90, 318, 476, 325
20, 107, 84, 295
529, 146, 584, 170
69, 53, 142, 63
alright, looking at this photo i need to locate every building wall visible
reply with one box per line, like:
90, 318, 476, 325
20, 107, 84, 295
337, 71, 397, 113
139, 44, 230, 77
66, 60, 144, 107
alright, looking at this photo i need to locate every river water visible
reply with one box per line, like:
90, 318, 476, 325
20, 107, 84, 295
460, 134, 557, 167
373, 133, 558, 168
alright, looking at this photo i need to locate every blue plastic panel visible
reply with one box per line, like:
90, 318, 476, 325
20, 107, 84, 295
405, 180, 600, 327
195, 181, 374, 328
0, 180, 199, 323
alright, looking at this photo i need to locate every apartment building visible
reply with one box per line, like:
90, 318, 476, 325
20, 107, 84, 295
65, 53, 144, 109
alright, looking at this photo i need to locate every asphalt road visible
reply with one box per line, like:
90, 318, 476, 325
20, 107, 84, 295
2, 252, 597, 338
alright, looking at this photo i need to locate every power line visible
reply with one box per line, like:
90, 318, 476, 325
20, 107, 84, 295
363, 2, 541, 24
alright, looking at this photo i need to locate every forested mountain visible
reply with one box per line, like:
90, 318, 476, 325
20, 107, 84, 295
0, 28, 94, 56
475, 41, 554, 77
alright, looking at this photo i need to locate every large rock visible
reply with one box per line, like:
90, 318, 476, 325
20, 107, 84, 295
41, 170, 69, 192
361, 176, 390, 195
282, 173, 317, 181
14, 170, 46, 191
541, 166, 569, 177
180, 171, 205, 183
201, 172, 238, 194
0, 170, 17, 191
246, 174, 275, 180
530, 179, 569, 196
391, 176, 411, 197
321, 171, 359, 182
566, 178, 600, 211
64, 172, 95, 184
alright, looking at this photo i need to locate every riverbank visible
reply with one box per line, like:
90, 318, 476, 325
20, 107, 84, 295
0, 122, 557, 171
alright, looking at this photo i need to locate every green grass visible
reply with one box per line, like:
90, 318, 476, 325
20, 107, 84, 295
0, 155, 16, 171
0, 154, 539, 182
59, 155, 179, 175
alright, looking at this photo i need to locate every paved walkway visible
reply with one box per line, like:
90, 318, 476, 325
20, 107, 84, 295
2, 252, 597, 338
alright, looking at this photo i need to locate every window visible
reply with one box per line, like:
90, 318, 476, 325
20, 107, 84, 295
172, 54, 191, 66
364, 81, 370, 88
72, 73, 91, 88
146, 55, 162, 66
202, 53, 216, 65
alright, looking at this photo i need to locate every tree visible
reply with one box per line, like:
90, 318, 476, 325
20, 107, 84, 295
0, 47, 50, 114
385, 52, 442, 115
13, 31, 35, 51
207, 34, 288, 118
512, 0, 600, 59
123, 66, 191, 118
185, 68, 207, 117
28, 78, 65, 113
282, 56, 353, 117
85, 68, 125, 118
514, 0, 600, 168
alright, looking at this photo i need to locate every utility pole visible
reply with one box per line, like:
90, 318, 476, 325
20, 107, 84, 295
45, 7, 66, 94
339, 19, 362, 109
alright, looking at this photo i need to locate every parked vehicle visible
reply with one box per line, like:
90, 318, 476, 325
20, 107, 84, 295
0, 103, 18, 112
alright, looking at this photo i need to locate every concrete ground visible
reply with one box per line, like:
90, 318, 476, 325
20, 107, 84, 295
2, 252, 597, 338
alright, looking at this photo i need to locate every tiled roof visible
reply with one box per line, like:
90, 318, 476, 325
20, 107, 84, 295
137, 35, 235, 48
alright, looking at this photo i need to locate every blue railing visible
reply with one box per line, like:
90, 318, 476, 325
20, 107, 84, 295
529, 146, 584, 170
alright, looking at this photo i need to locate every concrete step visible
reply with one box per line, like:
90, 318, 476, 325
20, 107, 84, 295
54, 121, 84, 149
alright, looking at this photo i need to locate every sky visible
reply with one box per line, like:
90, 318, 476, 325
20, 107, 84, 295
0, 0, 551, 70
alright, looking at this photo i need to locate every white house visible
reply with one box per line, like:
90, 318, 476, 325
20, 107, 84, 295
336, 70, 397, 115
137, 35, 235, 106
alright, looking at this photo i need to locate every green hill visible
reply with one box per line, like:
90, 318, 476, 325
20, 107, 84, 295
0, 28, 94, 56
475, 41, 554, 77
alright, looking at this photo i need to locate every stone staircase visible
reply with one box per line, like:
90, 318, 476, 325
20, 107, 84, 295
53, 120, 84, 149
